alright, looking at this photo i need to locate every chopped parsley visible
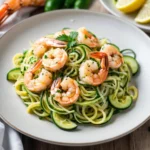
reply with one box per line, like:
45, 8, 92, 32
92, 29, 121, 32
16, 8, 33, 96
85, 35, 88, 39
24, 67, 26, 71
57, 89, 62, 93
44, 55, 48, 59
39, 117, 43, 120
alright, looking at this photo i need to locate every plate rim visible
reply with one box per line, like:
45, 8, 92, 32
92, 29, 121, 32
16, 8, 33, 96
99, 0, 150, 32
0, 9, 150, 146
1, 112, 149, 146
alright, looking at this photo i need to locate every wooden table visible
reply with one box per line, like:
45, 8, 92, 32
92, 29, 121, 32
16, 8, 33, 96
21, 0, 150, 149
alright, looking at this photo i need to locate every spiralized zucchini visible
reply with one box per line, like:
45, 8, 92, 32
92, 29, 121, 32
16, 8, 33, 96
7, 31, 139, 129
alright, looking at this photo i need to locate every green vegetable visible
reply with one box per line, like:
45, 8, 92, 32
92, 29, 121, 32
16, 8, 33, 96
40, 91, 50, 114
123, 56, 139, 75
56, 31, 78, 48
101, 107, 115, 125
52, 112, 77, 130
113, 0, 118, 4
109, 95, 132, 110
7, 68, 21, 81
56, 34, 70, 42
74, 0, 91, 9
121, 49, 136, 59
108, 43, 120, 51
69, 31, 78, 40
44, 0, 65, 12
64, 0, 76, 8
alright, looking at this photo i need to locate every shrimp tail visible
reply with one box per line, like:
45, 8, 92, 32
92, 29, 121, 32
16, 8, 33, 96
90, 52, 109, 70
90, 52, 106, 58
0, 0, 46, 25
0, 4, 9, 24
30, 59, 42, 73
47, 39, 67, 47
51, 78, 61, 91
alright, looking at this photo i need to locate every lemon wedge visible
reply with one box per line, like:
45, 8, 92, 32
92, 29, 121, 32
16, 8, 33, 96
135, 0, 150, 24
116, 0, 146, 13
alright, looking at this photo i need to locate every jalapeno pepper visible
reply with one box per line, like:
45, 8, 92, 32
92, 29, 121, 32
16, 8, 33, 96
74, 0, 91, 9
64, 0, 76, 8
44, 0, 65, 12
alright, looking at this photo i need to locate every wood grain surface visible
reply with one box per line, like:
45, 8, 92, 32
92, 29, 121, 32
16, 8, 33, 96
21, 0, 150, 149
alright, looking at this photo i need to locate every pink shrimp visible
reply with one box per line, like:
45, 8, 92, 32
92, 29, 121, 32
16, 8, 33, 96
24, 60, 52, 92
51, 77, 80, 106
79, 52, 109, 86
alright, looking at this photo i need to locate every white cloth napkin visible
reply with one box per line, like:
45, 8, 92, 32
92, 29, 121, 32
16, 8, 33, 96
0, 120, 24, 150
0, 0, 38, 150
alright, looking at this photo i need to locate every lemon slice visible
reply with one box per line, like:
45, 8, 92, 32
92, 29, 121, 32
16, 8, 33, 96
135, 0, 150, 24
116, 0, 146, 13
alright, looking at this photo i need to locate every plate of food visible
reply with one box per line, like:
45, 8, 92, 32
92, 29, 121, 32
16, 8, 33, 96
100, 0, 150, 32
0, 10, 150, 146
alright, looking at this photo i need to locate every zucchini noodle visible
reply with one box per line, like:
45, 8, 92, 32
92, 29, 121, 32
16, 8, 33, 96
20, 49, 38, 75
7, 28, 139, 130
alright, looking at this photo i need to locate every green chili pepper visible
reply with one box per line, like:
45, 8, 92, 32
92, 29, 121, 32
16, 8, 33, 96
44, 0, 65, 12
64, 0, 76, 8
74, 0, 91, 9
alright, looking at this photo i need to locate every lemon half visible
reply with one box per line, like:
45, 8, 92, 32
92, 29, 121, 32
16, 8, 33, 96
135, 0, 150, 24
116, 0, 146, 13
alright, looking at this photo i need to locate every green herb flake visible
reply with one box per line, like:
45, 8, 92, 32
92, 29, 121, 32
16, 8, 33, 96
57, 89, 62, 93
24, 67, 26, 71
23, 50, 28, 55
44, 55, 48, 59
39, 117, 43, 120
85, 35, 88, 39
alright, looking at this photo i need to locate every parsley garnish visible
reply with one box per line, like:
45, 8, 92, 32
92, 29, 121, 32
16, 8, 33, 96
56, 34, 70, 42
85, 35, 88, 39
67, 41, 77, 48
44, 55, 48, 59
56, 31, 78, 48
69, 31, 78, 40
57, 89, 62, 93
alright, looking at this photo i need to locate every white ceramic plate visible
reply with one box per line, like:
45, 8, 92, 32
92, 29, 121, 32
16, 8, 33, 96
0, 10, 150, 146
99, 0, 150, 32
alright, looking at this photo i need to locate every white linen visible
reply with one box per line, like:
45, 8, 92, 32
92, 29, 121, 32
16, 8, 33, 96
0, 120, 24, 150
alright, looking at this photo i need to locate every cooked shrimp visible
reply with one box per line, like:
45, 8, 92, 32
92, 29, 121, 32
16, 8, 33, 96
77, 27, 100, 48
79, 52, 109, 86
0, 0, 45, 24
102, 44, 123, 69
51, 77, 80, 106
24, 60, 52, 92
54, 29, 74, 38
42, 48, 68, 72
33, 37, 67, 58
